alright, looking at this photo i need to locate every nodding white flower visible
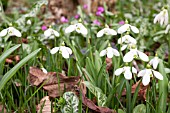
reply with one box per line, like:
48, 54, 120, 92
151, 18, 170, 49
26, 19, 31, 25
44, 28, 59, 38
123, 48, 149, 62
165, 24, 170, 34
149, 56, 160, 69
100, 47, 120, 58
118, 35, 137, 51
154, 9, 168, 26
138, 69, 163, 86
50, 46, 72, 59
97, 28, 117, 37
0, 27, 21, 37
115, 66, 137, 80
118, 24, 139, 34
41, 68, 48, 74
65, 23, 88, 35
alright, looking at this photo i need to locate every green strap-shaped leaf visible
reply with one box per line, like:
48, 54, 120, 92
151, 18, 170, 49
0, 48, 41, 91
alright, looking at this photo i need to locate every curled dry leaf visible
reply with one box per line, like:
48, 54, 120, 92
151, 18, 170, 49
82, 93, 116, 113
37, 96, 52, 113
122, 81, 147, 100
28, 67, 80, 97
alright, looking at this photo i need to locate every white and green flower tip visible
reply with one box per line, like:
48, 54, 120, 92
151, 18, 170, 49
26, 19, 32, 25
115, 66, 137, 80
118, 34, 137, 51
41, 67, 48, 74
154, 6, 169, 26
118, 20, 139, 34
149, 55, 160, 69
0, 26, 22, 37
123, 46, 149, 62
50, 42, 72, 59
138, 64, 163, 86
100, 44, 120, 58
44, 26, 60, 38
96, 24, 117, 37
165, 24, 170, 34
65, 23, 88, 35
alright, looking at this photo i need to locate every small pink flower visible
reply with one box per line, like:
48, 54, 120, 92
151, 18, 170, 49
60, 16, 68, 23
96, 11, 102, 16
74, 14, 80, 19
93, 20, 100, 26
41, 25, 47, 31
118, 21, 125, 25
83, 4, 88, 9
97, 6, 104, 13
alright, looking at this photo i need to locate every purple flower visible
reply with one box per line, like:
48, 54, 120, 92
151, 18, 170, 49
83, 4, 88, 9
97, 6, 104, 13
96, 11, 102, 16
93, 20, 100, 26
118, 21, 125, 25
74, 14, 80, 19
60, 16, 68, 23
41, 25, 47, 31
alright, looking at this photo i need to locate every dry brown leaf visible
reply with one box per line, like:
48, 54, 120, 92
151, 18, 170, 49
37, 96, 52, 113
122, 81, 147, 100
106, 58, 112, 71
5, 58, 13, 64
82, 94, 116, 113
0, 104, 6, 113
28, 67, 80, 97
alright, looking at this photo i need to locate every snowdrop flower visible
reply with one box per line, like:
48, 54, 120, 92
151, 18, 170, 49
115, 66, 137, 80
154, 9, 168, 26
149, 56, 160, 69
50, 45, 72, 59
44, 28, 59, 38
118, 23, 139, 34
118, 35, 137, 51
0, 27, 21, 37
123, 48, 149, 62
100, 46, 120, 58
41, 68, 48, 74
138, 68, 163, 86
26, 19, 31, 25
65, 23, 88, 35
97, 26, 117, 37
165, 24, 170, 34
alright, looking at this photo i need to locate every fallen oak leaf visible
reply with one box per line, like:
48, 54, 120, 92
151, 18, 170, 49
82, 93, 116, 113
37, 96, 52, 113
28, 67, 80, 97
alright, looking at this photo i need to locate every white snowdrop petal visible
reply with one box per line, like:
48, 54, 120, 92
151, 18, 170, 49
118, 37, 126, 44
152, 70, 163, 80
53, 30, 60, 37
164, 11, 169, 26
152, 58, 159, 69
61, 49, 70, 59
107, 50, 114, 58
128, 36, 137, 44
0, 29, 8, 37
118, 24, 129, 34
142, 74, 150, 86
79, 24, 88, 35
124, 70, 132, 80
114, 68, 124, 75
65, 25, 76, 33
100, 50, 107, 56
13, 28, 22, 37
121, 45, 128, 51
123, 51, 134, 62
154, 14, 159, 24
108, 29, 117, 35
165, 24, 170, 34
112, 48, 120, 56
66, 47, 72, 54
97, 29, 104, 37
138, 70, 146, 77
50, 47, 60, 54
130, 25, 139, 33
44, 29, 52, 37
137, 51, 149, 62
132, 67, 137, 74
